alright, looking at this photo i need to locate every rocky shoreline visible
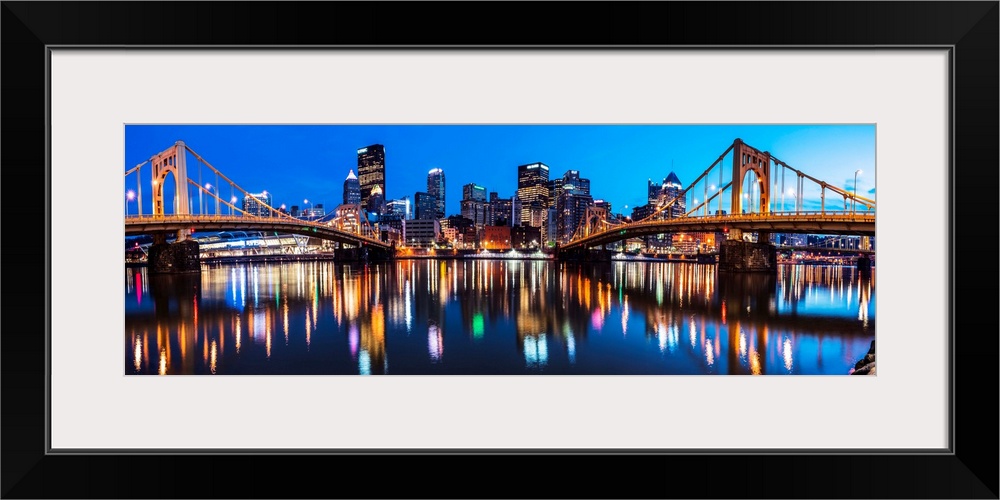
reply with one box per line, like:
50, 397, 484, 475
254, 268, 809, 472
850, 340, 876, 375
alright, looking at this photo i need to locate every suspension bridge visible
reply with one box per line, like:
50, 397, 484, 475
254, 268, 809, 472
559, 138, 875, 271
125, 141, 393, 273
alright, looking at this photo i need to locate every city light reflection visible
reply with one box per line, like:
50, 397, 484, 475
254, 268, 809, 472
158, 348, 167, 375
428, 323, 443, 362
133, 335, 142, 372
783, 337, 794, 372
210, 340, 218, 374
127, 259, 873, 375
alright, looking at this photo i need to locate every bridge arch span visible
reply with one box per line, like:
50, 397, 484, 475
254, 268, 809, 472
151, 142, 189, 217
739, 169, 767, 214
732, 139, 771, 216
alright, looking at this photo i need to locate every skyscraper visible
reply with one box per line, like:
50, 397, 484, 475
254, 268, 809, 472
367, 184, 385, 216
556, 172, 594, 243
386, 196, 411, 220
415, 192, 437, 220
343, 169, 361, 205
561, 170, 590, 195
357, 144, 386, 209
548, 177, 563, 208
647, 172, 685, 219
462, 183, 487, 202
648, 178, 662, 205
427, 168, 446, 218
661, 172, 685, 218
460, 183, 490, 229
490, 196, 515, 226
516, 162, 550, 227
551, 169, 590, 208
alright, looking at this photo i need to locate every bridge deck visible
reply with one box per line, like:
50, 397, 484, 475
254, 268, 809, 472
563, 212, 875, 250
125, 215, 391, 249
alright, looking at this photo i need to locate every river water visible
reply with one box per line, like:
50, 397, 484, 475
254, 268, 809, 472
125, 259, 875, 375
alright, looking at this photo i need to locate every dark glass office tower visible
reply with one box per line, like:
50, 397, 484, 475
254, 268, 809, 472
343, 169, 361, 205
427, 168, 446, 218
358, 144, 386, 209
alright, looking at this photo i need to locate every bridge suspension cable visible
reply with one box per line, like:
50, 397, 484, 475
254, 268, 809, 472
770, 155, 875, 211
187, 148, 384, 242
124, 160, 150, 217
124, 142, 393, 248
564, 138, 876, 250
184, 145, 299, 221
636, 142, 736, 224
686, 180, 733, 217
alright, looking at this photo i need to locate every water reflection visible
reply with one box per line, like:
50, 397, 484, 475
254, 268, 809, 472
428, 322, 443, 362
125, 260, 875, 375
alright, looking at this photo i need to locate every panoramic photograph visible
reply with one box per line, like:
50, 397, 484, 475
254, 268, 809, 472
124, 124, 876, 375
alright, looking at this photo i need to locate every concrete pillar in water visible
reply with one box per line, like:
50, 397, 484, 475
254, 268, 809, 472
856, 255, 872, 276
148, 238, 201, 274
718, 240, 776, 272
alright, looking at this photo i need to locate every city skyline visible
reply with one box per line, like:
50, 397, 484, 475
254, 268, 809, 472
123, 124, 877, 377
124, 124, 876, 219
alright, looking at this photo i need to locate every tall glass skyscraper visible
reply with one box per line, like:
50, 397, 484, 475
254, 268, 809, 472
386, 197, 411, 220
556, 170, 593, 243
358, 144, 386, 209
427, 168, 445, 218
661, 171, 685, 218
367, 184, 385, 216
516, 162, 549, 227
462, 183, 487, 202
343, 169, 361, 205
415, 191, 437, 220
648, 171, 685, 218
461, 183, 490, 228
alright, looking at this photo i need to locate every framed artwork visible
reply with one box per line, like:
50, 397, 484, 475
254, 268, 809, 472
2, 2, 996, 498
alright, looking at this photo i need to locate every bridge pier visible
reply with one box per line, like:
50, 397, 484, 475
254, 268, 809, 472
718, 240, 776, 273
856, 255, 872, 276
147, 237, 201, 274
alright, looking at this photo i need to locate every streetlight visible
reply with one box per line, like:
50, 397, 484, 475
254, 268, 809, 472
304, 199, 313, 220
126, 190, 135, 217
230, 195, 238, 216
853, 169, 862, 214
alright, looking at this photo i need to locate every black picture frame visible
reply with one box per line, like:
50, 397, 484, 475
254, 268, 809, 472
2, 2, 997, 498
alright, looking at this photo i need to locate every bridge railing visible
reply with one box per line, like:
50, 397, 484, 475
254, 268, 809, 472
124, 213, 388, 246
125, 213, 360, 227
615, 211, 875, 226
567, 210, 876, 245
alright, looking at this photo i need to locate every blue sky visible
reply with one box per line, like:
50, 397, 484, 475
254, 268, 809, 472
124, 124, 875, 217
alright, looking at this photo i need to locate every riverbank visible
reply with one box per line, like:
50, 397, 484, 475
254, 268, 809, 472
849, 340, 876, 375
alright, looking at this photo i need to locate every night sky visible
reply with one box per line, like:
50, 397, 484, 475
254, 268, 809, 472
124, 124, 875, 217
